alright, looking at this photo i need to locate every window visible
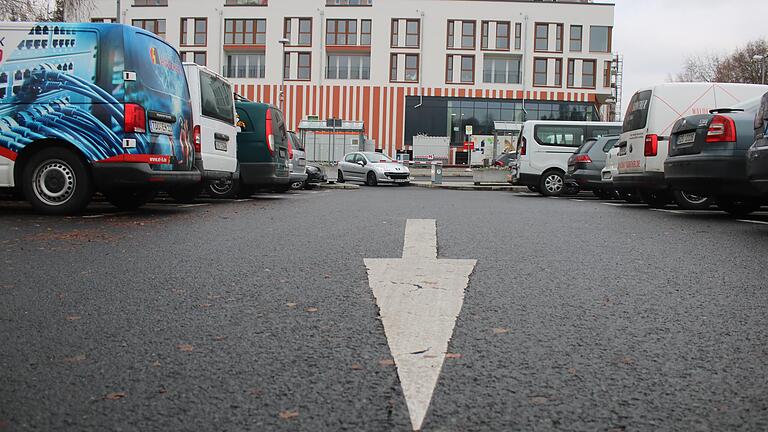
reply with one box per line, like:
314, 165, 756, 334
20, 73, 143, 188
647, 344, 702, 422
405, 54, 418, 82
225, 53, 265, 78
590, 26, 611, 52
284, 53, 291, 79
297, 53, 311, 80
298, 18, 312, 45
555, 24, 563, 52
496, 22, 510, 50
200, 71, 234, 124
533, 58, 547, 86
284, 18, 292, 42
603, 61, 612, 88
603, 138, 619, 153
582, 60, 596, 88
567, 59, 575, 87
447, 21, 454, 48
460, 55, 474, 83
327, 0, 372, 5
91, 18, 117, 23
390, 54, 398, 81
554, 59, 563, 86
360, 19, 371, 45
534, 125, 586, 148
132, 19, 165, 39
134, 0, 167, 5
623, 90, 652, 132
224, 19, 266, 45
405, 20, 419, 47
327, 19, 357, 45
514, 23, 522, 50
181, 18, 207, 46
461, 21, 475, 49
481, 21, 489, 50
570, 25, 582, 52
391, 20, 399, 47
182, 51, 207, 66
446, 55, 453, 82
482, 56, 521, 84
535, 23, 548, 51
225, 0, 268, 4
326, 54, 370, 79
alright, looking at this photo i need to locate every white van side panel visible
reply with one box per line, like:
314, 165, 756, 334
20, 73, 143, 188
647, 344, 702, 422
0, 157, 14, 187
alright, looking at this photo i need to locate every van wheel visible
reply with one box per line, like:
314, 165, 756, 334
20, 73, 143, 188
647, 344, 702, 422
208, 179, 238, 199
673, 190, 712, 210
23, 147, 93, 215
715, 197, 762, 217
169, 184, 202, 203
105, 188, 157, 210
619, 190, 643, 204
366, 171, 378, 187
539, 171, 564, 196
640, 190, 672, 209
337, 170, 345, 183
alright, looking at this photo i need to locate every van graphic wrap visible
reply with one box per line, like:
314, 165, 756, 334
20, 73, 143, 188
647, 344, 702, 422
0, 23, 193, 172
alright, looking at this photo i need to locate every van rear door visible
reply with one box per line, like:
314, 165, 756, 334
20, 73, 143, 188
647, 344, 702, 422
196, 68, 237, 175
618, 90, 652, 174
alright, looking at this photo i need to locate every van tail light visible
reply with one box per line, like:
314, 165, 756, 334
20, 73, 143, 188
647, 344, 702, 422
520, 137, 527, 156
265, 108, 275, 155
644, 134, 658, 157
706, 115, 737, 143
124, 103, 146, 134
573, 154, 593, 163
192, 125, 201, 155
287, 136, 294, 159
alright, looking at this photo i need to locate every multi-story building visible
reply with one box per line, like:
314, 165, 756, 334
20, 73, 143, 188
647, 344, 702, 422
79, 0, 616, 163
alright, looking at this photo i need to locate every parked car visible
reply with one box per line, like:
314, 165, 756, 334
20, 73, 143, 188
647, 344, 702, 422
513, 120, 622, 196
0, 22, 200, 214
221, 101, 290, 198
305, 164, 327, 188
170, 63, 238, 202
287, 131, 309, 191
567, 135, 619, 199
614, 83, 768, 209
493, 152, 517, 167
665, 96, 766, 216
337, 152, 410, 186
747, 92, 768, 196
601, 145, 642, 203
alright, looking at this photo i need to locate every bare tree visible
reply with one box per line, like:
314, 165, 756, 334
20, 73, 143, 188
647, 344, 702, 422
0, 0, 50, 21
671, 53, 723, 83
53, 0, 97, 21
672, 39, 768, 84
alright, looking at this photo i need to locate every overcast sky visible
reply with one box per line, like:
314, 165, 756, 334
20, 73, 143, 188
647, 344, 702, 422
614, 0, 767, 104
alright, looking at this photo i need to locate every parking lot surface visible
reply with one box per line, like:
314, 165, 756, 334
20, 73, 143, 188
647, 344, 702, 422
1, 188, 767, 431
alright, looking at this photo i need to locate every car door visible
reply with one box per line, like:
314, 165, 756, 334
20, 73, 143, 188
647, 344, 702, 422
341, 153, 357, 179
350, 153, 368, 180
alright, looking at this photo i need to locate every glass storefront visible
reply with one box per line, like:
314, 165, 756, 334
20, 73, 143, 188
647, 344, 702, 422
404, 96, 600, 146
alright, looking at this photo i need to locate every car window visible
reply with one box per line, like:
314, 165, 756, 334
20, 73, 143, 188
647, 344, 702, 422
235, 108, 254, 132
354, 154, 365, 164
757, 94, 768, 137
345, 154, 356, 163
623, 90, 652, 132
291, 134, 305, 152
534, 125, 586, 148
602, 138, 619, 152
364, 152, 392, 163
200, 70, 235, 124
575, 139, 596, 154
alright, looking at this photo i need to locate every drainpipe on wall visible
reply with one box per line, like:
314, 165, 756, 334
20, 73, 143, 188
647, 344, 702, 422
521, 14, 529, 121
318, 8, 325, 87
414, 10, 425, 109
218, 9, 225, 77
115, 0, 121, 23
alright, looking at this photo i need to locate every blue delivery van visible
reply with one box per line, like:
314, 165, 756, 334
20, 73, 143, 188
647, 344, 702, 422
0, 22, 200, 214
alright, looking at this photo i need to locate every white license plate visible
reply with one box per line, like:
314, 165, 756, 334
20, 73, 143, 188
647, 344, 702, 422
677, 132, 696, 146
149, 120, 174, 135
215, 140, 228, 151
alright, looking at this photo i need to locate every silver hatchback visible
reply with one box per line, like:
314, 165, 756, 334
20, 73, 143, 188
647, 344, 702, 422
337, 152, 411, 186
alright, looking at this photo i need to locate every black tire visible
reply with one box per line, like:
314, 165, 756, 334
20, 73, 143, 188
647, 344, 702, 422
337, 170, 345, 183
366, 171, 378, 187
237, 185, 255, 199
273, 184, 291, 193
207, 178, 239, 199
22, 147, 93, 215
564, 184, 580, 196
619, 190, 643, 204
168, 183, 202, 203
538, 170, 565, 196
105, 188, 157, 210
290, 180, 305, 190
302, 181, 311, 190
527, 185, 539, 193
672, 190, 713, 210
397, 182, 410, 187
715, 197, 762, 217
640, 190, 673, 209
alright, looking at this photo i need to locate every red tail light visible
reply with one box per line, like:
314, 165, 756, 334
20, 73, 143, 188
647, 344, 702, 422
124, 103, 146, 134
265, 108, 275, 155
287, 135, 294, 159
644, 134, 658, 157
519, 137, 527, 156
706, 115, 737, 143
573, 154, 593, 163
192, 125, 201, 155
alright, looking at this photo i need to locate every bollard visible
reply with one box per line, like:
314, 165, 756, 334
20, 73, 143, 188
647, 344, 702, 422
431, 161, 443, 185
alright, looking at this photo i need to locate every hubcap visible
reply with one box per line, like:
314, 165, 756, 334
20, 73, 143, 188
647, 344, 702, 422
291, 181, 304, 189
544, 174, 563, 193
210, 179, 233, 195
33, 159, 76, 206
681, 192, 708, 204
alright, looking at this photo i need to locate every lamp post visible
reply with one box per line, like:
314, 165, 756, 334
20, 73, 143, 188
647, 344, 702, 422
754, 54, 766, 85
279, 38, 289, 112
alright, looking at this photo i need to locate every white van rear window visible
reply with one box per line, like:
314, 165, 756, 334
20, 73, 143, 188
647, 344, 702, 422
200, 71, 234, 124
623, 90, 652, 132
534, 125, 585, 148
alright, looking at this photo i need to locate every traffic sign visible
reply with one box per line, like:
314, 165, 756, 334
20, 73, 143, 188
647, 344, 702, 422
465, 125, 473, 136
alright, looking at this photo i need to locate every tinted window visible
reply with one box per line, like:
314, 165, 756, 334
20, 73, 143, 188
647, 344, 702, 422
236, 108, 254, 132
623, 90, 652, 132
757, 94, 768, 137
602, 138, 619, 152
534, 125, 586, 148
587, 126, 621, 139
290, 133, 305, 151
271, 109, 287, 146
200, 71, 234, 124
577, 140, 596, 154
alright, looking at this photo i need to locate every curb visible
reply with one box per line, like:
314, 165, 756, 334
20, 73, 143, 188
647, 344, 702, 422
319, 183, 360, 190
411, 182, 528, 192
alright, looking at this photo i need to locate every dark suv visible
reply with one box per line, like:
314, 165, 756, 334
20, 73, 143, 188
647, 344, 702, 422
665, 96, 765, 216
567, 135, 619, 198
747, 92, 768, 196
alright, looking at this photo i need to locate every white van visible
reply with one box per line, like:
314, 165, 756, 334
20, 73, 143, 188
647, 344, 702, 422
614, 83, 768, 207
171, 63, 238, 201
513, 120, 621, 196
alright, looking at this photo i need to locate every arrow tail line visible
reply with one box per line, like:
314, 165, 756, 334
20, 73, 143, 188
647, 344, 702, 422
402, 219, 437, 260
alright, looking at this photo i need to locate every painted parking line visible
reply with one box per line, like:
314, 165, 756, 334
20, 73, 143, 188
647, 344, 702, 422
650, 208, 686, 215
365, 220, 476, 431
738, 219, 768, 226
178, 203, 211, 208
602, 202, 647, 207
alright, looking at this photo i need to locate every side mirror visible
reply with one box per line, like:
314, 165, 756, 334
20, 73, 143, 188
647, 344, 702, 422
357, 160, 366, 167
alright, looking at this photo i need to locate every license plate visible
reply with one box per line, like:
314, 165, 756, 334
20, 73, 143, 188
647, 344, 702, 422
215, 140, 227, 152
677, 132, 696, 146
149, 120, 173, 135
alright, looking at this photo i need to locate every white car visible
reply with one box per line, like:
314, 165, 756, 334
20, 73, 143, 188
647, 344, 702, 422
337, 152, 410, 186
513, 120, 622, 196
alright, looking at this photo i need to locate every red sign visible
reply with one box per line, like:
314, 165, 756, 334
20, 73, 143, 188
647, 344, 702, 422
463, 142, 474, 150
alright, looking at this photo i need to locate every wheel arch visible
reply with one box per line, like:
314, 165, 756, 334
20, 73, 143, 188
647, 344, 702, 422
14, 139, 92, 187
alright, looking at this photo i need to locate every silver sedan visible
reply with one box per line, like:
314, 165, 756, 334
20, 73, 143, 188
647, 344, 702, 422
337, 152, 411, 186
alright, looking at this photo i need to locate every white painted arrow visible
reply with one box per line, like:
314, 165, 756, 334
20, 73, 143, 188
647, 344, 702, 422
365, 219, 477, 431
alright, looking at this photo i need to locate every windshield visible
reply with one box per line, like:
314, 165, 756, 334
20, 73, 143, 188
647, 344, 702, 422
623, 90, 652, 132
364, 152, 393, 163
200, 71, 235, 124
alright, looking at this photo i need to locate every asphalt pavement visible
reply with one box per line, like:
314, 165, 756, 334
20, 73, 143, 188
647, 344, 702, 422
1, 188, 767, 431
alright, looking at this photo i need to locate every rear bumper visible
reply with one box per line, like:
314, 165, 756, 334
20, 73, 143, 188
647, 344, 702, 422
568, 169, 603, 190
665, 155, 760, 197
92, 163, 201, 191
290, 172, 309, 183
613, 171, 667, 190
240, 162, 290, 186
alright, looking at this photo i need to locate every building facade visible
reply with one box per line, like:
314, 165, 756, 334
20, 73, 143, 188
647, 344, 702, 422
81, 0, 617, 162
